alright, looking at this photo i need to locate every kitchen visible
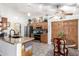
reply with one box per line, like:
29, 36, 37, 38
0, 3, 79, 56
0, 16, 48, 56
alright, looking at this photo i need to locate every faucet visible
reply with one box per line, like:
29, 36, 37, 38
9, 29, 16, 42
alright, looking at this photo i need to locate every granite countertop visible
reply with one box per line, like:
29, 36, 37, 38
21, 37, 34, 44
0, 37, 34, 45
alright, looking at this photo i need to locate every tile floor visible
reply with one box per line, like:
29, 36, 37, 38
32, 40, 79, 56
32, 40, 53, 56
0, 40, 79, 56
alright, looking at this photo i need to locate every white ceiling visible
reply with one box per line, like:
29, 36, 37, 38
0, 3, 78, 17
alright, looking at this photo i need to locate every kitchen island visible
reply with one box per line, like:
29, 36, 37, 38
0, 37, 34, 56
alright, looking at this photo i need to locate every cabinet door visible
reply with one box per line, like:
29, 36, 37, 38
63, 21, 70, 43
51, 20, 78, 48
42, 22, 48, 29
2, 17, 7, 30
52, 22, 59, 39
31, 23, 42, 29
68, 20, 78, 47
41, 34, 48, 43
52, 21, 63, 39
63, 20, 78, 48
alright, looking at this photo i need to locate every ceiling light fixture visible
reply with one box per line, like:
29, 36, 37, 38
39, 4, 43, 9
27, 3, 32, 7
27, 12, 31, 16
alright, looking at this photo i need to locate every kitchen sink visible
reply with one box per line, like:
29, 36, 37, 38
11, 36, 22, 38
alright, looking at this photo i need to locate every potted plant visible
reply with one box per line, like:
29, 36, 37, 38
58, 31, 64, 39
57, 31, 66, 44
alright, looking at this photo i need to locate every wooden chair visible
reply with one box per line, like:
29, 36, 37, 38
53, 38, 68, 56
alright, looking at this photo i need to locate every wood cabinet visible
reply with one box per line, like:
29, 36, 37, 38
52, 22, 60, 38
31, 22, 48, 29
41, 34, 48, 43
52, 21, 63, 39
21, 40, 33, 56
2, 17, 7, 30
63, 20, 78, 46
22, 49, 32, 56
42, 22, 48, 29
31, 22, 48, 43
52, 19, 78, 48
0, 17, 8, 30
31, 22, 42, 29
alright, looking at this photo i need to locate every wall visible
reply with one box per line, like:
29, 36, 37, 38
0, 4, 26, 37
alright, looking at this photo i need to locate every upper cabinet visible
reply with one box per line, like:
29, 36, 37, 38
0, 17, 8, 30
31, 22, 48, 30
2, 17, 7, 30
31, 22, 42, 29
42, 22, 48, 29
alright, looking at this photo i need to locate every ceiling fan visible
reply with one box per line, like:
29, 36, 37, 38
55, 4, 73, 15
49, 4, 74, 19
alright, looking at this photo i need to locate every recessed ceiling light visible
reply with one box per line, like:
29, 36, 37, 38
39, 4, 43, 9
27, 3, 32, 6
27, 12, 31, 16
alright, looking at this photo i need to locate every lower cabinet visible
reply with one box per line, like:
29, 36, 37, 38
22, 46, 32, 56
21, 41, 33, 56
40, 34, 48, 43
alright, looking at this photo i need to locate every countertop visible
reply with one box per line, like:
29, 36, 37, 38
0, 37, 34, 45
21, 37, 34, 44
